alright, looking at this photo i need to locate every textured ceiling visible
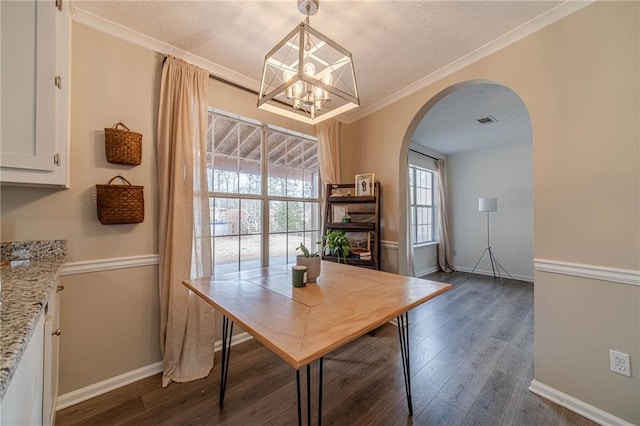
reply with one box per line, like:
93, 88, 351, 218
75, 1, 568, 124
412, 83, 532, 156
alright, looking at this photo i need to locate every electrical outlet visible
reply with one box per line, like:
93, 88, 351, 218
609, 350, 631, 377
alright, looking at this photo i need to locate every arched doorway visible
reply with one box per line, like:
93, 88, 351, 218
398, 80, 533, 281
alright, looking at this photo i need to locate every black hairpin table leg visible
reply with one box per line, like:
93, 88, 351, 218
219, 315, 234, 407
296, 357, 324, 425
397, 312, 413, 416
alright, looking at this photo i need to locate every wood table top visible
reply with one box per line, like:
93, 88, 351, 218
184, 261, 452, 370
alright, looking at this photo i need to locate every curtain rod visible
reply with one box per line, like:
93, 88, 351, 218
409, 149, 441, 162
162, 55, 296, 110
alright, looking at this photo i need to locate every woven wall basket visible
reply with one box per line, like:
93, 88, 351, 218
104, 122, 142, 165
96, 176, 144, 225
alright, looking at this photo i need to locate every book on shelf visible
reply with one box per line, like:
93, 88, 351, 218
350, 248, 372, 260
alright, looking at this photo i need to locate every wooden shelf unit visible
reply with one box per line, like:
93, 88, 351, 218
322, 183, 380, 270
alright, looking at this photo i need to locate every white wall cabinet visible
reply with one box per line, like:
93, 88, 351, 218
0, 0, 71, 188
0, 283, 62, 425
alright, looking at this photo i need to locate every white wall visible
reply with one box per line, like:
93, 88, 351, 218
448, 142, 533, 281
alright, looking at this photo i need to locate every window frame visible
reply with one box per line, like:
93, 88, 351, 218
409, 165, 436, 246
207, 109, 320, 274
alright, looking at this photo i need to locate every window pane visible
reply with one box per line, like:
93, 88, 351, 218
238, 122, 261, 161
288, 201, 304, 232
240, 235, 261, 270
213, 156, 238, 194
213, 115, 238, 157
303, 169, 319, 198
286, 137, 303, 197
303, 231, 321, 255
240, 199, 261, 235
239, 159, 261, 195
269, 233, 287, 265
269, 200, 287, 233
426, 172, 433, 189
268, 163, 286, 197
426, 189, 433, 206
304, 202, 320, 231
214, 236, 239, 275
268, 132, 287, 196
213, 198, 239, 235
287, 232, 304, 263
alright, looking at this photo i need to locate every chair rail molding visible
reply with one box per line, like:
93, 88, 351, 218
61, 254, 159, 275
534, 259, 640, 286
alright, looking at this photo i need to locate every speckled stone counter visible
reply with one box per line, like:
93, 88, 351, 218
0, 240, 67, 401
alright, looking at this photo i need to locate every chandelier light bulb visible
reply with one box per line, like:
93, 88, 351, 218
283, 71, 294, 99
323, 73, 333, 101
303, 62, 316, 77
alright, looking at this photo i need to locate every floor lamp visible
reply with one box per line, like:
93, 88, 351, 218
468, 197, 516, 284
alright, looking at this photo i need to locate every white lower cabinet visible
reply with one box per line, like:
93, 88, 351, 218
0, 283, 61, 425
1, 315, 45, 425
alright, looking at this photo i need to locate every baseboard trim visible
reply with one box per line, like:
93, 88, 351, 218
529, 380, 635, 426
56, 332, 253, 411
455, 265, 534, 283
416, 266, 440, 277
60, 254, 159, 275
534, 259, 639, 287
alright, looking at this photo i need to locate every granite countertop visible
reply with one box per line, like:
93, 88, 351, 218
0, 240, 67, 401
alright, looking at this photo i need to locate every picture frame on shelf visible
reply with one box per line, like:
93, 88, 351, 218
331, 204, 348, 222
355, 173, 375, 196
346, 231, 371, 251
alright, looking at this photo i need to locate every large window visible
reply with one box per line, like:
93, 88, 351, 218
409, 166, 436, 245
207, 110, 320, 274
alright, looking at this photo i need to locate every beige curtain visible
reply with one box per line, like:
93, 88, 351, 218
316, 119, 341, 226
437, 159, 454, 272
316, 119, 341, 186
157, 56, 215, 387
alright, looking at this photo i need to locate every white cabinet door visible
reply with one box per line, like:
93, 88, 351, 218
0, 314, 45, 426
43, 283, 62, 426
0, 0, 70, 187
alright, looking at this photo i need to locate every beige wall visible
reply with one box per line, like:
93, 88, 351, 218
2, 22, 164, 395
0, 21, 315, 396
344, 2, 639, 423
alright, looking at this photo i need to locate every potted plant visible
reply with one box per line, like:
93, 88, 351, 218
295, 242, 321, 283
321, 230, 351, 264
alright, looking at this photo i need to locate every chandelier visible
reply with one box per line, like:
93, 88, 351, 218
257, 0, 359, 124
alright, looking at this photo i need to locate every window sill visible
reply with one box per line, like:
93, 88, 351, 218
413, 241, 438, 248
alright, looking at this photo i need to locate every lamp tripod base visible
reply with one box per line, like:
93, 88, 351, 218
468, 246, 518, 285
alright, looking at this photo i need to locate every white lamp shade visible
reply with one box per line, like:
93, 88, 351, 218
478, 197, 498, 212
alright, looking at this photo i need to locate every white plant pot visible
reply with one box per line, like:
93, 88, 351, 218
296, 256, 321, 283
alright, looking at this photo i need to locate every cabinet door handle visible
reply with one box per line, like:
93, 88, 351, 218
53, 329, 62, 336
57, 285, 65, 293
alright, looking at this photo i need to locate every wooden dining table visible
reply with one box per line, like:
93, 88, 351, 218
184, 260, 452, 425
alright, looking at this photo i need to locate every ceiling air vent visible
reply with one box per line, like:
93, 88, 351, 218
476, 116, 497, 125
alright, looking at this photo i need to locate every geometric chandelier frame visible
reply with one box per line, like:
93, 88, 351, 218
257, 0, 359, 124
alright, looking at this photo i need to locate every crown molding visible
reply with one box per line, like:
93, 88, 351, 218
73, 1, 593, 126
341, 0, 594, 124
71, 6, 261, 92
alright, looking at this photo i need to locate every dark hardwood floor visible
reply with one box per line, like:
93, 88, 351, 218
56, 272, 598, 426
